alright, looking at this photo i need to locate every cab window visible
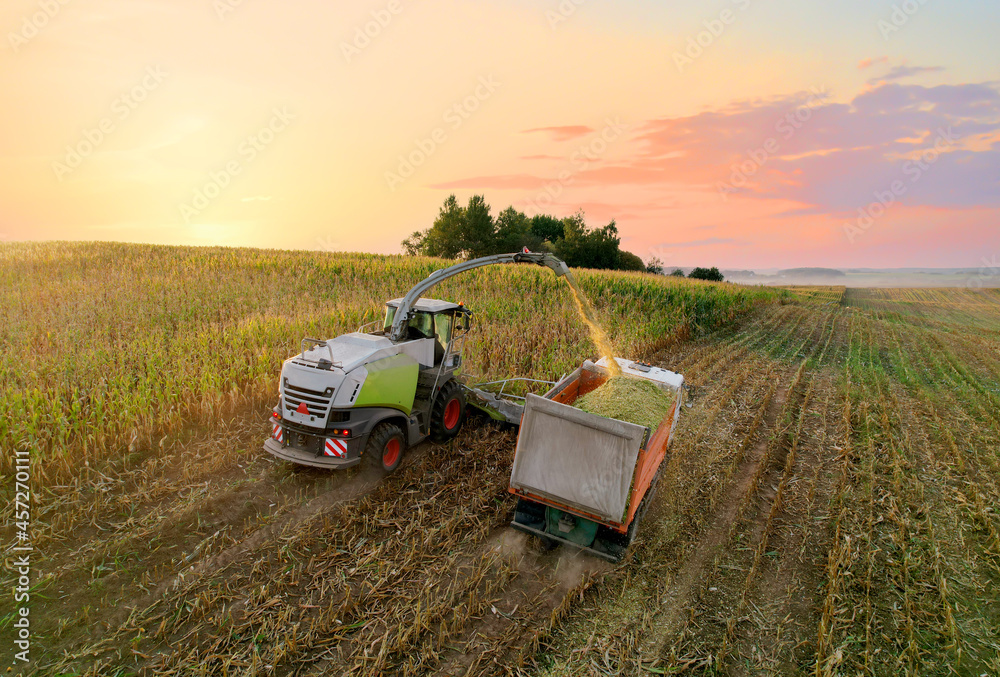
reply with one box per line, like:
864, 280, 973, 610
406, 311, 435, 340
434, 313, 453, 347
383, 305, 396, 332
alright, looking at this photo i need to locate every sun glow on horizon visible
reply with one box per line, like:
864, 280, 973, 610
1, 0, 998, 268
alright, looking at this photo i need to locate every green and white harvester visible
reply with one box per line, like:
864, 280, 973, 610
265, 250, 686, 561
264, 251, 570, 472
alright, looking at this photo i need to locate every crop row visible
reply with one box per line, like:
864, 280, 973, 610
814, 305, 1000, 674
36, 425, 520, 675
0, 242, 781, 494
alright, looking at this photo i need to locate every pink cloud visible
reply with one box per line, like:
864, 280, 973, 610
521, 125, 595, 141
569, 201, 645, 221
430, 174, 546, 190
869, 64, 945, 84
571, 82, 1000, 213
429, 80, 1000, 268
655, 237, 746, 248
858, 56, 889, 70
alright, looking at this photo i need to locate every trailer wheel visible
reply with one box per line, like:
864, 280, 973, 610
537, 534, 560, 551
595, 495, 646, 561
430, 380, 466, 442
365, 422, 405, 473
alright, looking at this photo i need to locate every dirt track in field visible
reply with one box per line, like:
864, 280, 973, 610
24, 405, 612, 676
18, 289, 1000, 676
25, 407, 391, 660
647, 362, 794, 649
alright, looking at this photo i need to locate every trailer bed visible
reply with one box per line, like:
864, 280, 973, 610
508, 358, 683, 560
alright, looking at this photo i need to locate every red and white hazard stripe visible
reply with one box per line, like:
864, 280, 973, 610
271, 423, 283, 443
324, 438, 348, 458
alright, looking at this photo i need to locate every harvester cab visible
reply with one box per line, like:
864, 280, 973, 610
382, 298, 472, 369
265, 251, 567, 474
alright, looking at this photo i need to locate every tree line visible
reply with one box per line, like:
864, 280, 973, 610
401, 195, 647, 271
668, 266, 725, 282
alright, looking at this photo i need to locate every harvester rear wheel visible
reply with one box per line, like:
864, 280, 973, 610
430, 380, 466, 442
365, 422, 405, 473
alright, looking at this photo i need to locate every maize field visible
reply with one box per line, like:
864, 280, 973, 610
2, 244, 999, 675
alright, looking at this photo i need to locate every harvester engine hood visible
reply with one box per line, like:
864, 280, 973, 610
279, 332, 434, 428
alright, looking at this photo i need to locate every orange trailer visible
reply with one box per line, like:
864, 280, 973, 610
508, 357, 683, 561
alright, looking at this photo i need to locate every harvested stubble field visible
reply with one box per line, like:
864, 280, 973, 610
2, 245, 998, 676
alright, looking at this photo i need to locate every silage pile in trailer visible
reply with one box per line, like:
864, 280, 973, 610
574, 375, 672, 431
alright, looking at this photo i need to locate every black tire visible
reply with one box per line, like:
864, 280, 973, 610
364, 422, 406, 473
430, 380, 466, 442
537, 534, 560, 552
595, 494, 646, 561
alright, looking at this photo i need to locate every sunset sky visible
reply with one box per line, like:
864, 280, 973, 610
2, 0, 998, 269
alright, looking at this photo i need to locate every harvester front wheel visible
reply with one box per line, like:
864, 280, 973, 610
430, 380, 466, 442
365, 422, 405, 473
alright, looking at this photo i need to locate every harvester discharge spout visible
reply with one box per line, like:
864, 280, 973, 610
512, 250, 570, 278
388, 251, 569, 343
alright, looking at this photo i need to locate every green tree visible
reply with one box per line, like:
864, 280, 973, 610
422, 195, 466, 258
646, 256, 664, 275
463, 195, 496, 258
552, 211, 587, 266
618, 250, 646, 272
529, 214, 564, 243
589, 221, 622, 270
403, 195, 647, 270
494, 206, 536, 253
670, 268, 686, 277
553, 213, 623, 269
401, 230, 427, 256
688, 267, 724, 282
